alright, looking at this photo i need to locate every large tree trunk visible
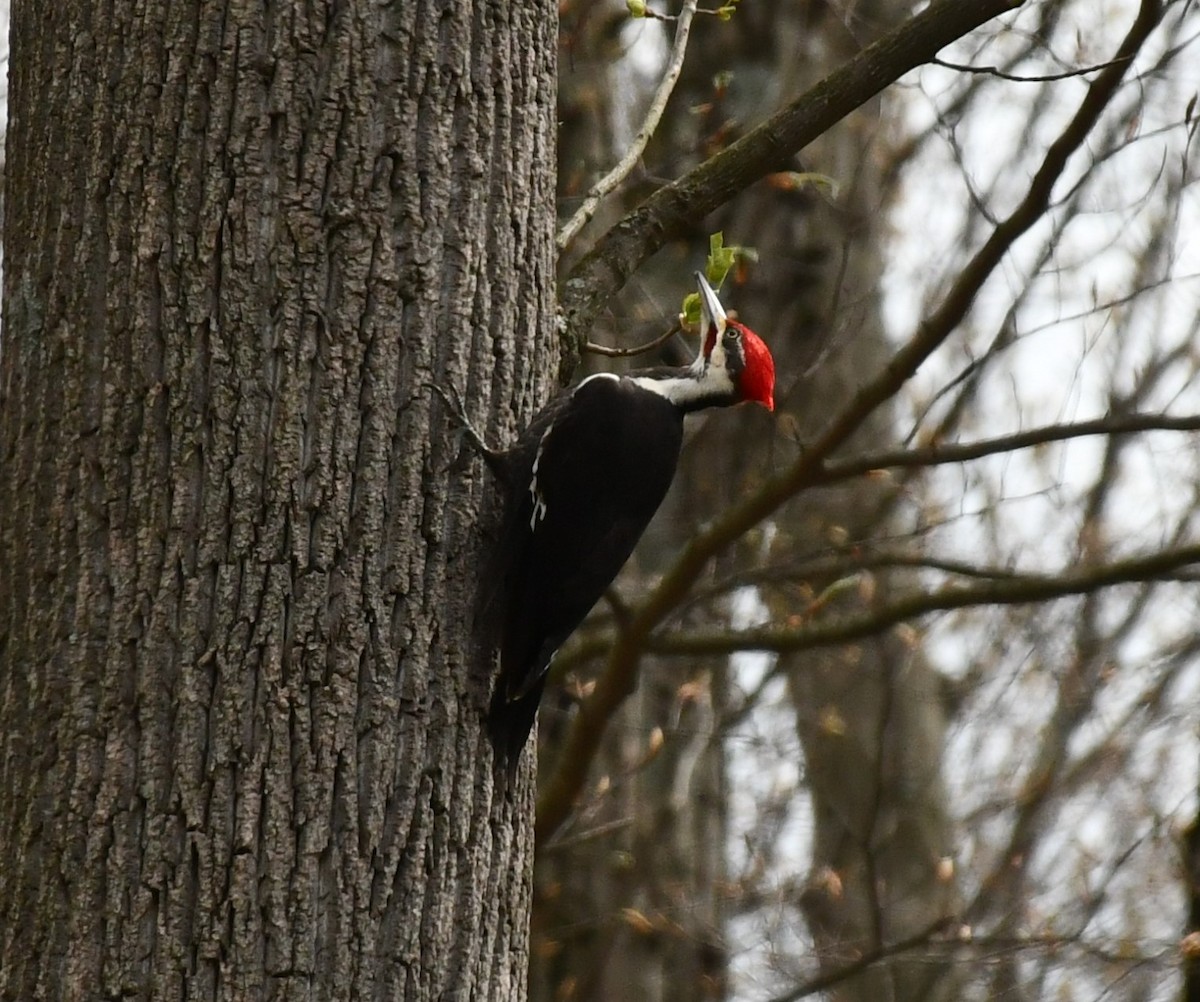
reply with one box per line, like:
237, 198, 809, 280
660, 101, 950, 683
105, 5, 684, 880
0, 2, 555, 1000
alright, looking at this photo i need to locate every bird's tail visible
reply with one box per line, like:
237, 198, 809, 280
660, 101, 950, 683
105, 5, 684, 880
488, 677, 545, 778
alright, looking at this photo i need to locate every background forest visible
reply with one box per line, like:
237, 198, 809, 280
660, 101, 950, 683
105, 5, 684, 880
540, 2, 1200, 1000
0, 1, 1197, 1001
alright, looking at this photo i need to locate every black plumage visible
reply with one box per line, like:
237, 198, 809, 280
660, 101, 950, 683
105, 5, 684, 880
482, 274, 776, 769
486, 375, 686, 763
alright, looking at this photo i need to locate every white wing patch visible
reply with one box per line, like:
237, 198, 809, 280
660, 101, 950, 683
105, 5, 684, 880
528, 425, 552, 531
527, 374, 619, 533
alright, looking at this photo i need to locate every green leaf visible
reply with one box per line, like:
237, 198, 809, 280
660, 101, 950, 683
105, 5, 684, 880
680, 232, 758, 330
706, 232, 736, 287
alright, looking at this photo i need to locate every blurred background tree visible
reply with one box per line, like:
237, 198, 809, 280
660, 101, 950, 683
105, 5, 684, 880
537, 1, 1198, 1000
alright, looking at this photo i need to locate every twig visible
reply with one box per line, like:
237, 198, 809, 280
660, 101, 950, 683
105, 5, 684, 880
538, 817, 635, 854
931, 54, 1131, 82
557, 0, 700, 252
584, 321, 683, 357
765, 918, 958, 1002
556, 542, 1200, 662
815, 412, 1200, 485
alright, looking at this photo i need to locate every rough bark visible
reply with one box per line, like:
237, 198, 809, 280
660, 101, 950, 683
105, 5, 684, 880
0, 2, 555, 1000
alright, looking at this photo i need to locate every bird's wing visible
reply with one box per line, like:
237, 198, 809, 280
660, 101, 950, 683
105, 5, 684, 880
497, 376, 682, 700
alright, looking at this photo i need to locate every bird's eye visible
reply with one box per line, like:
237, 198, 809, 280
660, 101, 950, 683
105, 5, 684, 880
725, 327, 742, 342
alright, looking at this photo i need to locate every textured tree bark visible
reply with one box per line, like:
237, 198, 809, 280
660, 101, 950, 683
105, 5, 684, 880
0, 2, 555, 1000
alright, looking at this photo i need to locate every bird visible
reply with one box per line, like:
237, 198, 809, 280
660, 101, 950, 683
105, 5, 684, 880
469, 272, 775, 769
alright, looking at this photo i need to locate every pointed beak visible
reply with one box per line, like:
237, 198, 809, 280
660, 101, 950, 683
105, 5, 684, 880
695, 272, 727, 359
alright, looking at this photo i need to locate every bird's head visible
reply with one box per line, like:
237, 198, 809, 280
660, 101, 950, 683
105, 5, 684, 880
695, 272, 775, 411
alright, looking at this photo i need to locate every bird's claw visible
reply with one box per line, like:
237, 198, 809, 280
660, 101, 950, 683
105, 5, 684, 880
421, 380, 509, 478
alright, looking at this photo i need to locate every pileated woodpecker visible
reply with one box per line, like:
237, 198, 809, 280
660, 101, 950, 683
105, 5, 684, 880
483, 273, 775, 766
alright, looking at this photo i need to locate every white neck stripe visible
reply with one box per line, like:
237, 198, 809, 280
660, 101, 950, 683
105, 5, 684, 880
628, 369, 735, 407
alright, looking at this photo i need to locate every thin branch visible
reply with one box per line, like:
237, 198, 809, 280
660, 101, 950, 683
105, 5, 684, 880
538, 817, 634, 854
814, 412, 1200, 486
551, 535, 1200, 676
557, 0, 700, 252
670, 550, 1027, 619
578, 543, 1200, 661
930, 54, 1132, 82
765, 918, 958, 1002
954, 931, 1174, 969
584, 320, 684, 358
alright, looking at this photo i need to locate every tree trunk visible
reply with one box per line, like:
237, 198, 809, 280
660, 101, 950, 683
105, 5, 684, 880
0, 2, 555, 1000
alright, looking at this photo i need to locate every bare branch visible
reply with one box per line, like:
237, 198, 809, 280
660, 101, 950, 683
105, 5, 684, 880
583, 320, 684, 358
765, 918, 958, 1002
588, 544, 1200, 660
557, 0, 700, 252
538, 817, 634, 854
931, 54, 1132, 82
938, 929, 1173, 976
816, 412, 1200, 485
559, 0, 1026, 350
536, 0, 1165, 843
